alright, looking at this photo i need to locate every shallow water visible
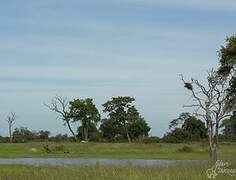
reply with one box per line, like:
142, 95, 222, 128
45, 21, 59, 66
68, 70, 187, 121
0, 158, 200, 166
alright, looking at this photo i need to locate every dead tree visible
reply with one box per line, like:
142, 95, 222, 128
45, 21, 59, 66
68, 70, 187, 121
6, 112, 16, 143
180, 69, 231, 161
45, 95, 78, 142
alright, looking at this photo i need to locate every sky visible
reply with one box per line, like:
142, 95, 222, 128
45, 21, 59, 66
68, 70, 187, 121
0, 0, 235, 137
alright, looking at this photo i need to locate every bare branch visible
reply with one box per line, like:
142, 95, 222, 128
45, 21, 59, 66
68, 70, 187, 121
44, 95, 78, 142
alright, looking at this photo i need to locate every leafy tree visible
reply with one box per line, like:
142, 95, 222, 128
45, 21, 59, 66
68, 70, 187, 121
163, 128, 191, 143
170, 112, 207, 140
128, 117, 151, 141
164, 113, 207, 143
99, 118, 123, 141
77, 123, 101, 141
100, 116, 150, 142
102, 96, 138, 143
218, 35, 236, 112
69, 98, 101, 141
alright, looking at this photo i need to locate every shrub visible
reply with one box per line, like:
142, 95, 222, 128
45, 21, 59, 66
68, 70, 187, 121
142, 136, 160, 144
178, 146, 193, 152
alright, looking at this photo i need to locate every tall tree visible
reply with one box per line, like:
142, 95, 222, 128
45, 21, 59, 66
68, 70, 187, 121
6, 112, 16, 143
180, 70, 230, 161
102, 96, 137, 143
128, 116, 151, 141
69, 98, 100, 142
45, 95, 78, 142
100, 118, 123, 141
218, 35, 236, 112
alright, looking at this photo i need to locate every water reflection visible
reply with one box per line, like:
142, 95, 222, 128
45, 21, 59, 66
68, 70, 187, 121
0, 158, 200, 166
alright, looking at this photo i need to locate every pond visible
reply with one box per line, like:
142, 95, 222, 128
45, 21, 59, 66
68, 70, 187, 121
0, 158, 200, 166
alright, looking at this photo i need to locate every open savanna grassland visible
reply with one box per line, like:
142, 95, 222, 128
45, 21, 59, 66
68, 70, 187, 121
0, 161, 236, 180
0, 142, 235, 160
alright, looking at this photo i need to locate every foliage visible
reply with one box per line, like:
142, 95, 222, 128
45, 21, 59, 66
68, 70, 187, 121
163, 128, 191, 143
128, 117, 151, 141
163, 113, 207, 143
0, 136, 9, 143
100, 116, 150, 142
13, 127, 39, 143
39, 130, 50, 140
218, 35, 236, 112
142, 136, 161, 144
102, 96, 147, 143
178, 145, 193, 152
100, 118, 123, 141
77, 123, 101, 142
220, 112, 236, 140
69, 98, 101, 141
49, 134, 74, 142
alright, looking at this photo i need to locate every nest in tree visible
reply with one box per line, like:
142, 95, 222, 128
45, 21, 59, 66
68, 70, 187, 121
184, 83, 193, 90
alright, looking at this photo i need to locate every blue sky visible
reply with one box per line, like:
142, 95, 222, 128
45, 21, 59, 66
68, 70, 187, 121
0, 0, 235, 137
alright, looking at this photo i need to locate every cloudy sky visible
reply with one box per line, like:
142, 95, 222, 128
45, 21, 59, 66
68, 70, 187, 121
0, 0, 235, 137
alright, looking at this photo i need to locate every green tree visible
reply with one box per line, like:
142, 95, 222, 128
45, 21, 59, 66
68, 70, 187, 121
69, 98, 101, 141
218, 35, 236, 112
102, 96, 140, 143
39, 130, 51, 141
100, 116, 150, 142
164, 113, 207, 142
13, 127, 38, 143
77, 123, 100, 141
100, 118, 122, 141
128, 117, 151, 141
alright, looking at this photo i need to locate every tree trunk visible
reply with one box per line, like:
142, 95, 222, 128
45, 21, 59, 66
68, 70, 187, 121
208, 122, 217, 162
9, 125, 12, 143
210, 145, 217, 162
124, 125, 131, 144
65, 119, 78, 142
84, 126, 88, 141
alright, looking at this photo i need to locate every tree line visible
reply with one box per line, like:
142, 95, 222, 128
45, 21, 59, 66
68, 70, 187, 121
0, 35, 235, 161
1, 110, 235, 144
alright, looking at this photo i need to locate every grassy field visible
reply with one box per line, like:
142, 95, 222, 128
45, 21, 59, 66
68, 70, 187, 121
0, 142, 235, 160
0, 161, 235, 180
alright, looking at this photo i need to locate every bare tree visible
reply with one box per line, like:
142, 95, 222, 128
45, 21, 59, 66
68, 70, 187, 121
6, 112, 16, 143
180, 69, 231, 161
44, 95, 78, 142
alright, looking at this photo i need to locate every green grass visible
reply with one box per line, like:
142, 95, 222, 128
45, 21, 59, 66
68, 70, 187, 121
0, 142, 236, 160
0, 161, 235, 180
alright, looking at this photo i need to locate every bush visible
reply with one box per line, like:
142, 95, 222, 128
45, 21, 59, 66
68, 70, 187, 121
178, 146, 193, 152
142, 136, 160, 144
